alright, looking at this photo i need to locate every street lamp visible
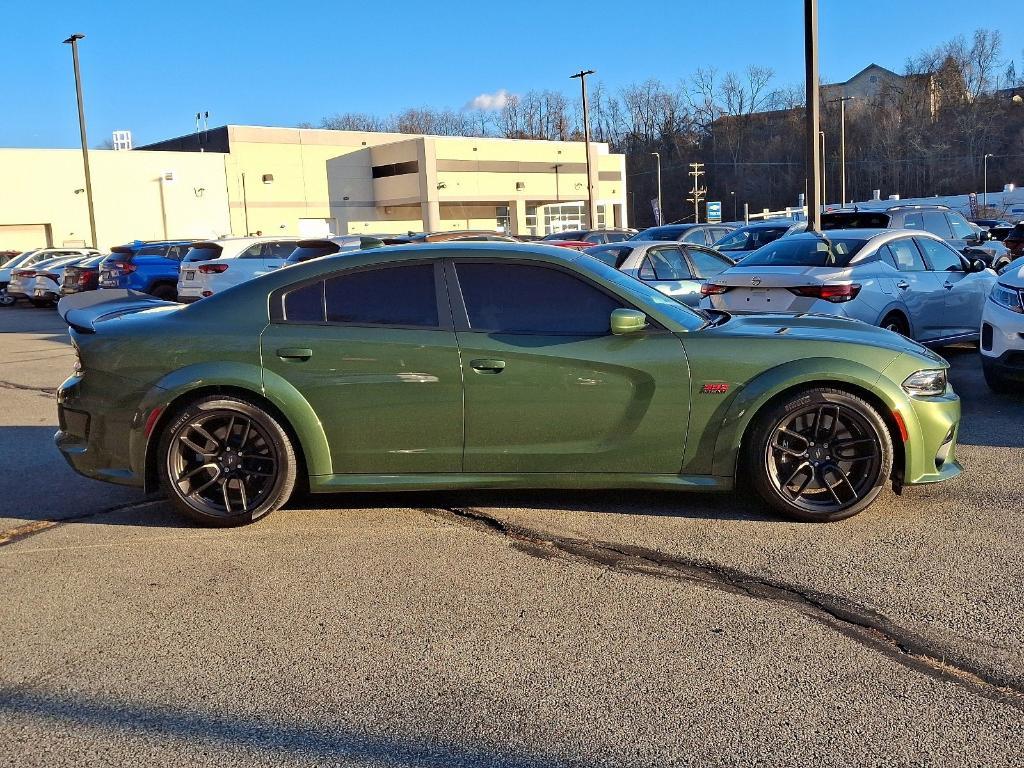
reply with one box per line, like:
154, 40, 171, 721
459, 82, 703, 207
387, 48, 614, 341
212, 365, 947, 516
803, 0, 822, 231
63, 33, 98, 249
570, 69, 598, 229
650, 152, 662, 225
829, 95, 855, 205
983, 153, 994, 211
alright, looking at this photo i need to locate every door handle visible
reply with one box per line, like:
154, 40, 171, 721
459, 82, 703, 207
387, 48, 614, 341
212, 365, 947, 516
470, 358, 506, 373
277, 347, 313, 361
943, 280, 954, 290
896, 280, 910, 290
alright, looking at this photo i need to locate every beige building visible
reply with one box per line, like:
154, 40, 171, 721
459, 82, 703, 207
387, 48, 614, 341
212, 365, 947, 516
0, 125, 627, 252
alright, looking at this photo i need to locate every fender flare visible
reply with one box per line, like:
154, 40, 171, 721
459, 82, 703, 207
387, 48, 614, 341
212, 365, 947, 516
129, 361, 332, 485
710, 355, 910, 478
875, 301, 915, 337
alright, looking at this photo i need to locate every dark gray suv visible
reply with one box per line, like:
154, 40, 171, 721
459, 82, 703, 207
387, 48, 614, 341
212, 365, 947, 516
822, 205, 1005, 267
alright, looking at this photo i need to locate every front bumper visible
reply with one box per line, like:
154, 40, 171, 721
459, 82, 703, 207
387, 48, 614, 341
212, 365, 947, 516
980, 297, 1024, 360
900, 388, 962, 486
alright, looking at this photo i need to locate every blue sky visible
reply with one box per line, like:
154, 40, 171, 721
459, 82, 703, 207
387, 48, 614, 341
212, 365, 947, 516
1, 0, 1016, 148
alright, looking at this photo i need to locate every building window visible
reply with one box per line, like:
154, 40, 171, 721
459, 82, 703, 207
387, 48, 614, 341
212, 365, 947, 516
525, 206, 538, 236
496, 206, 510, 233
371, 160, 419, 179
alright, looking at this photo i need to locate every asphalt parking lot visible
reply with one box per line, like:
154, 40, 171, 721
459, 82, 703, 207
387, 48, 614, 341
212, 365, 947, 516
2, 306, 1024, 766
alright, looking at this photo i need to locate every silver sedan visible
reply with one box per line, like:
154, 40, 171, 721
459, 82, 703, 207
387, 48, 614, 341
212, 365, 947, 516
700, 228, 996, 345
583, 241, 735, 307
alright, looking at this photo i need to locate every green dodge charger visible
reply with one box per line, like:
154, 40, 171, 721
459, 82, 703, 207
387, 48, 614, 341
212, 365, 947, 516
56, 243, 962, 526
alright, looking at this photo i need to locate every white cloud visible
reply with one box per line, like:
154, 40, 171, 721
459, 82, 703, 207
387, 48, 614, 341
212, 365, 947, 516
466, 89, 513, 111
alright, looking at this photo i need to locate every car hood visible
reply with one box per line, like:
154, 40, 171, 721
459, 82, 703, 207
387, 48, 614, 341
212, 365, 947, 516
702, 311, 946, 363
997, 258, 1024, 288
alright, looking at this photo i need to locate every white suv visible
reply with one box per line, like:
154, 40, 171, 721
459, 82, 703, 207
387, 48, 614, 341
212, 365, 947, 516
177, 237, 299, 302
980, 257, 1024, 392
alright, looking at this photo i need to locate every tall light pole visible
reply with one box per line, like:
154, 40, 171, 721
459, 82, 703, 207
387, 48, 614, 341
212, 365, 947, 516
830, 95, 855, 205
650, 152, 662, 224
819, 131, 827, 207
983, 153, 994, 211
63, 33, 98, 249
571, 69, 598, 230
804, 0, 822, 231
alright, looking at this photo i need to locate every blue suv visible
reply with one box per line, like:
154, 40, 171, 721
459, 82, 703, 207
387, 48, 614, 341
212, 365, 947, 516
98, 240, 198, 300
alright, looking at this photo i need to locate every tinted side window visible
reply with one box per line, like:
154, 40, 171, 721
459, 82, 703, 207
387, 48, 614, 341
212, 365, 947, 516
605, 233, 628, 243
877, 245, 899, 269
267, 242, 297, 259
456, 262, 621, 335
239, 244, 267, 259
686, 247, 731, 279
283, 281, 325, 323
946, 214, 974, 240
903, 212, 924, 230
641, 247, 692, 280
326, 264, 438, 326
680, 228, 706, 244
916, 238, 963, 272
922, 211, 953, 238
888, 239, 927, 271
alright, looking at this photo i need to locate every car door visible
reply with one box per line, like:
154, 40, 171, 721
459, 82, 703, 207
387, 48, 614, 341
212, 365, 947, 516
636, 245, 704, 305
884, 238, 944, 341
916, 236, 986, 339
449, 259, 691, 474
260, 261, 463, 474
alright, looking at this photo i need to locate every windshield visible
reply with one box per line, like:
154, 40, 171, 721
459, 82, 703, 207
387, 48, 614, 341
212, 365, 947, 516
740, 236, 869, 267
286, 244, 339, 264
714, 226, 791, 251
821, 212, 892, 229
573, 256, 708, 331
183, 245, 223, 263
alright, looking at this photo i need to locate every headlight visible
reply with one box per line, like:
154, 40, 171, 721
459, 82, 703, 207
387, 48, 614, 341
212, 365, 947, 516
990, 283, 1023, 313
902, 369, 947, 397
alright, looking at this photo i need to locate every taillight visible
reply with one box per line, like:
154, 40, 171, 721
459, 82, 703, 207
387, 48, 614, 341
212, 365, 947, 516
106, 260, 136, 274
198, 263, 229, 274
700, 283, 730, 296
13, 270, 35, 279
788, 283, 862, 303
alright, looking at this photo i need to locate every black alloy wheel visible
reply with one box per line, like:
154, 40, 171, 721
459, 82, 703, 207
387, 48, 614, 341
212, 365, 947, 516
159, 396, 296, 525
748, 388, 893, 522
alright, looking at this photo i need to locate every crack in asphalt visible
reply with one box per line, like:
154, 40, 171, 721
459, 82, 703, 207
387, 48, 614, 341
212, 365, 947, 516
423, 505, 1024, 712
0, 380, 56, 396
0, 499, 164, 548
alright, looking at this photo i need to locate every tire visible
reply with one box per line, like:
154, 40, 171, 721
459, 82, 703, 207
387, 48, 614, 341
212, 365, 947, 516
157, 396, 297, 526
745, 387, 893, 522
0, 289, 14, 307
880, 313, 909, 338
982, 359, 1014, 394
150, 284, 177, 301
994, 258, 1011, 274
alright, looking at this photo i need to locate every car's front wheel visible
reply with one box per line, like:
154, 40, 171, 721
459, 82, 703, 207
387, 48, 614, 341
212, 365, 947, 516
746, 388, 893, 522
158, 396, 297, 526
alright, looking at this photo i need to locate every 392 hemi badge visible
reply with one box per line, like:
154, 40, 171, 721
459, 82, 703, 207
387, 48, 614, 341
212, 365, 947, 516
701, 383, 730, 394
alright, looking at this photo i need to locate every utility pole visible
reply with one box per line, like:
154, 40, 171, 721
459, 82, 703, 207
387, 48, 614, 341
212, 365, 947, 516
63, 33, 98, 249
829, 95, 855, 205
983, 153, 994, 211
820, 131, 826, 207
687, 162, 706, 223
570, 69, 599, 229
650, 152, 662, 225
803, 0, 822, 232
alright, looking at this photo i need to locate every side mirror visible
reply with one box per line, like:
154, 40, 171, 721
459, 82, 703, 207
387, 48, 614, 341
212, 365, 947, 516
971, 259, 987, 273
978, 230, 991, 242
610, 308, 648, 336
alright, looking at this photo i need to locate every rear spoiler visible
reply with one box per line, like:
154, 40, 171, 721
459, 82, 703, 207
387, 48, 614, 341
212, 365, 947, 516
57, 289, 172, 334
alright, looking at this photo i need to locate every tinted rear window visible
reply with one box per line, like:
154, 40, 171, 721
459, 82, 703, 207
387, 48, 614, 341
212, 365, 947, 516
740, 237, 868, 267
286, 244, 339, 264
136, 245, 169, 256
584, 245, 633, 268
821, 212, 892, 229
183, 245, 223, 262
631, 226, 687, 240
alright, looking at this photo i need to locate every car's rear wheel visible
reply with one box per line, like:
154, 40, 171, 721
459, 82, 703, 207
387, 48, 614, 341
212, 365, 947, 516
158, 396, 297, 526
880, 313, 909, 337
747, 388, 893, 522
0, 289, 14, 307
